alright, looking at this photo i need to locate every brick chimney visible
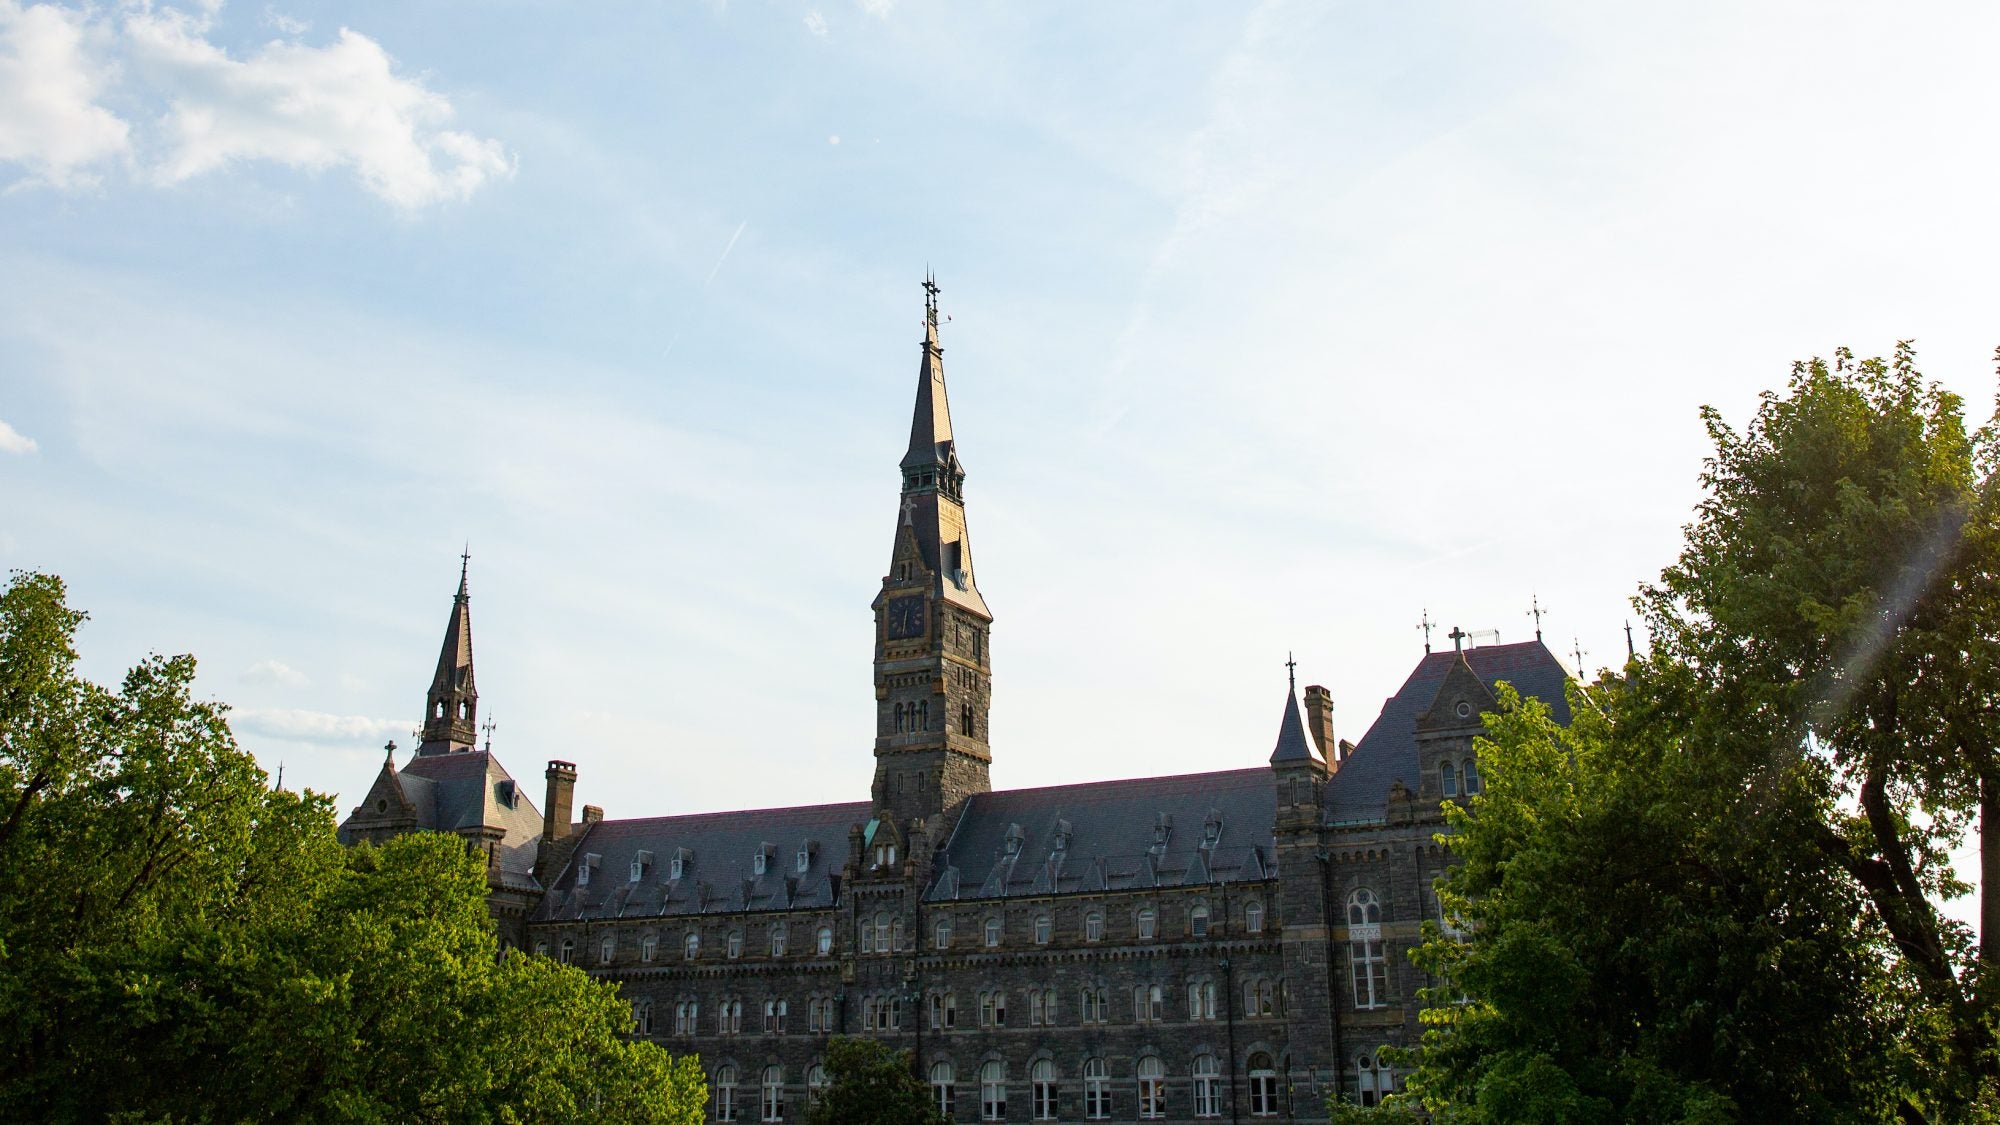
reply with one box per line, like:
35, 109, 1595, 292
1304, 685, 1337, 765
543, 760, 577, 842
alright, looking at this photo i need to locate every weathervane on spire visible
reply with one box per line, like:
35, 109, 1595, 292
1528, 593, 1546, 642
481, 714, 496, 754
1418, 608, 1435, 653
923, 271, 940, 330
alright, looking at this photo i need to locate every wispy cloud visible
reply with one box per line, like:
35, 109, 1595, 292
855, 0, 893, 18
0, 418, 36, 454
260, 6, 308, 36
235, 707, 408, 744
803, 10, 827, 38
242, 657, 308, 687
0, 1, 511, 208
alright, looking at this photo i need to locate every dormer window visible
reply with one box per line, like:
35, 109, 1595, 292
1050, 819, 1071, 855
797, 843, 813, 873
753, 845, 771, 876
1152, 813, 1173, 854
1201, 812, 1223, 848
670, 849, 690, 881
495, 779, 517, 808
874, 843, 897, 868
631, 850, 653, 883
577, 853, 601, 887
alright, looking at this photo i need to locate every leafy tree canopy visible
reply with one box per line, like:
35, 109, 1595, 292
0, 570, 705, 1123
1402, 346, 2000, 1123
805, 1036, 943, 1125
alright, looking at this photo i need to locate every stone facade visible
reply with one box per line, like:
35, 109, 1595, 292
336, 285, 1573, 1123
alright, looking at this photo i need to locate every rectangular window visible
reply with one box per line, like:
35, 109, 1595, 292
1352, 940, 1389, 1009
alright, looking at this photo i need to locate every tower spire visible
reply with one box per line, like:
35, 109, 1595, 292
418, 555, 479, 755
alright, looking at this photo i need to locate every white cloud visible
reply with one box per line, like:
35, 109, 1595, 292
803, 10, 827, 38
235, 707, 408, 743
0, 418, 36, 454
0, 2, 508, 207
0, 1, 131, 187
827, 133, 838, 145
855, 0, 893, 17
124, 7, 512, 208
260, 6, 308, 36
242, 657, 307, 687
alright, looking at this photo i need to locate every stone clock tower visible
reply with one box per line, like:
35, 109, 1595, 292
871, 276, 992, 845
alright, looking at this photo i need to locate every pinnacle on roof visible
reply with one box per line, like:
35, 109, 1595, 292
418, 552, 479, 754
901, 272, 956, 472
431, 553, 475, 697
1270, 684, 1319, 765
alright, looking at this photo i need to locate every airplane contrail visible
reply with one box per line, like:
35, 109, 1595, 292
705, 220, 747, 286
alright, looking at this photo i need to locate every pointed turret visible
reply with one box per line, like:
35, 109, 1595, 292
1270, 688, 1318, 765
887, 274, 986, 615
417, 553, 478, 755
901, 275, 956, 474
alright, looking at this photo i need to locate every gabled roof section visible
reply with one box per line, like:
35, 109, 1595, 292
1269, 686, 1319, 765
925, 768, 1276, 902
535, 800, 871, 923
1325, 640, 1572, 825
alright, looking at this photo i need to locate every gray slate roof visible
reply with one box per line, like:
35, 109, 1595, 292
924, 767, 1276, 902
535, 800, 871, 923
1324, 640, 1572, 825
397, 750, 546, 888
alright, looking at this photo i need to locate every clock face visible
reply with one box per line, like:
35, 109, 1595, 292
886, 595, 928, 640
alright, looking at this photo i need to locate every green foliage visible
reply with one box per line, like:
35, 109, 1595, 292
0, 571, 705, 1123
805, 1036, 943, 1125
1404, 347, 2000, 1123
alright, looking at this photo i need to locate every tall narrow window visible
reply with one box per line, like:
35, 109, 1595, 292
1136, 907, 1156, 940
1190, 903, 1211, 937
808, 1065, 828, 1106
1084, 911, 1104, 941
1441, 760, 1459, 797
1193, 1055, 1221, 1118
984, 916, 1002, 947
641, 934, 658, 962
760, 1066, 784, 1122
1034, 914, 1051, 945
1352, 940, 1389, 1008
935, 918, 953, 949
1188, 978, 1216, 1020
771, 926, 788, 957
716, 1066, 738, 1122
931, 1062, 955, 1120
1249, 1054, 1279, 1116
599, 936, 615, 964
559, 938, 574, 964
816, 926, 833, 956
1083, 1057, 1109, 1119
980, 1061, 1006, 1122
1032, 1059, 1058, 1120
1245, 900, 1265, 934
962, 703, 975, 736
634, 999, 653, 1035
1137, 1056, 1165, 1119
728, 930, 743, 959
1462, 757, 1482, 794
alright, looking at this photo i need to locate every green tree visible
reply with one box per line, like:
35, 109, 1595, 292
805, 1036, 943, 1125
0, 570, 706, 1123
1402, 346, 1999, 1122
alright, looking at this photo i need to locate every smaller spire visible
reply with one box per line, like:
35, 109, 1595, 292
1528, 593, 1546, 642
1418, 608, 1434, 654
1270, 674, 1318, 765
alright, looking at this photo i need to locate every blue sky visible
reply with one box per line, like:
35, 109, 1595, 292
1, 0, 1995, 932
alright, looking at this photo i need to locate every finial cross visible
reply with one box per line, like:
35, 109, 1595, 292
1528, 593, 1546, 641
1448, 625, 1468, 652
1572, 636, 1588, 676
1285, 651, 1297, 692
1418, 609, 1434, 653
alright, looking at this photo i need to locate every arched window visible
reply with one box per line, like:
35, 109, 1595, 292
759, 1065, 784, 1122
1245, 900, 1265, 933
1249, 1053, 1279, 1116
1192, 1055, 1221, 1118
1084, 911, 1104, 941
1441, 760, 1459, 797
641, 934, 658, 962
598, 935, 615, 964
727, 930, 744, 959
458, 700, 470, 720
935, 918, 952, 949
1357, 1050, 1392, 1106
1244, 977, 1277, 1017
1347, 888, 1382, 926
1190, 903, 1211, 937
771, 926, 788, 957
1080, 985, 1107, 1023
533, 939, 548, 957
1187, 977, 1216, 1020
984, 916, 1002, 947
558, 937, 574, 964
808, 1064, 828, 1106
1032, 1059, 1058, 1120
930, 1061, 955, 1120
1136, 907, 1156, 940
1083, 1057, 1109, 1119
1462, 757, 1482, 794
715, 1065, 738, 1121
892, 917, 905, 951
1137, 1056, 1165, 1119
634, 999, 653, 1035
980, 1060, 1006, 1121
816, 926, 833, 956
1034, 914, 1051, 945
1029, 987, 1056, 1026
1135, 983, 1163, 1021
869, 912, 893, 953
763, 998, 788, 1034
